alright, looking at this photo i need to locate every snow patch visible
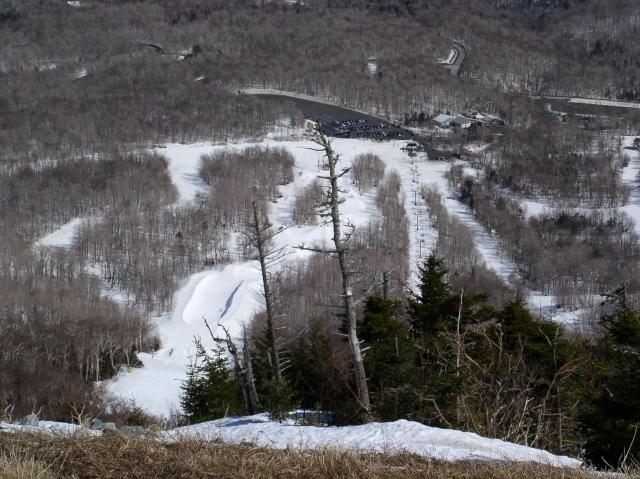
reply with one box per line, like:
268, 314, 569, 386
168, 414, 580, 467
1, 415, 580, 468
620, 136, 640, 237
35, 218, 84, 249
568, 98, 640, 109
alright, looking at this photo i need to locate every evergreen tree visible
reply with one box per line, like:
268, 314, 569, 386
285, 319, 359, 423
496, 295, 572, 380
180, 357, 208, 422
458, 296, 577, 449
252, 332, 293, 423
359, 294, 417, 421
580, 297, 640, 468
408, 254, 453, 337
261, 377, 294, 422
180, 339, 244, 423
408, 254, 493, 427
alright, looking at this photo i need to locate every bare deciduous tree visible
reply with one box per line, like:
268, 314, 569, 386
246, 201, 286, 384
300, 128, 372, 423
351, 153, 385, 194
204, 318, 261, 415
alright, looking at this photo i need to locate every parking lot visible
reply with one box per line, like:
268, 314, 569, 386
321, 118, 412, 140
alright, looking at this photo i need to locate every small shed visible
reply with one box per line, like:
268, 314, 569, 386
402, 141, 421, 153
433, 113, 455, 127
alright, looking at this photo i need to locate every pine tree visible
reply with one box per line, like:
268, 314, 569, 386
359, 294, 416, 421
180, 339, 244, 423
180, 354, 209, 422
408, 254, 492, 373
252, 330, 293, 423
497, 296, 571, 380
284, 319, 359, 423
580, 297, 640, 468
408, 255, 484, 426
408, 254, 453, 337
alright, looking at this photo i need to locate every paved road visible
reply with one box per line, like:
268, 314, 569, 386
531, 95, 640, 117
444, 41, 468, 77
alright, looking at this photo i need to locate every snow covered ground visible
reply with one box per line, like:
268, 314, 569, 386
105, 136, 481, 417
568, 98, 640, 109
475, 136, 640, 326
106, 264, 264, 417
0, 415, 580, 468
620, 136, 640, 236
168, 414, 580, 467
29, 132, 582, 415
107, 137, 442, 418
34, 217, 85, 249
157, 143, 211, 203
28, 133, 591, 467
107, 134, 575, 416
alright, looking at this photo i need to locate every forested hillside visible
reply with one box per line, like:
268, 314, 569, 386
1, 0, 640, 472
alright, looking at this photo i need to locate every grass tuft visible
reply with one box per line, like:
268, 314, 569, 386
0, 446, 54, 479
0, 432, 638, 479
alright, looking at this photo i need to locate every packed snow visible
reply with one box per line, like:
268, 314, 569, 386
35, 217, 84, 249
568, 98, 640, 109
107, 134, 584, 416
24, 133, 587, 468
155, 143, 211, 202
168, 414, 580, 467
620, 136, 640, 237
106, 264, 263, 418
0, 414, 580, 468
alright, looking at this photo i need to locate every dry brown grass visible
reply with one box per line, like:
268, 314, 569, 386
0, 446, 54, 479
0, 432, 637, 479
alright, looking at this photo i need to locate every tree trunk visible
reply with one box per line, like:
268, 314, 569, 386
251, 202, 282, 383
318, 129, 372, 423
204, 320, 261, 414
242, 326, 262, 413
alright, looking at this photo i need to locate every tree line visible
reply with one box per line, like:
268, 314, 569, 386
182, 251, 640, 469
448, 163, 640, 309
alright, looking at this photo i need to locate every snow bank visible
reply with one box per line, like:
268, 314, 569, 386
168, 414, 580, 468
0, 414, 580, 468
0, 421, 92, 436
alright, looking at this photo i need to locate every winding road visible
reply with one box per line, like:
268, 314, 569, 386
442, 41, 468, 77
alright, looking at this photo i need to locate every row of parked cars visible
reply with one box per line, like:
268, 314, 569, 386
321, 118, 411, 140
